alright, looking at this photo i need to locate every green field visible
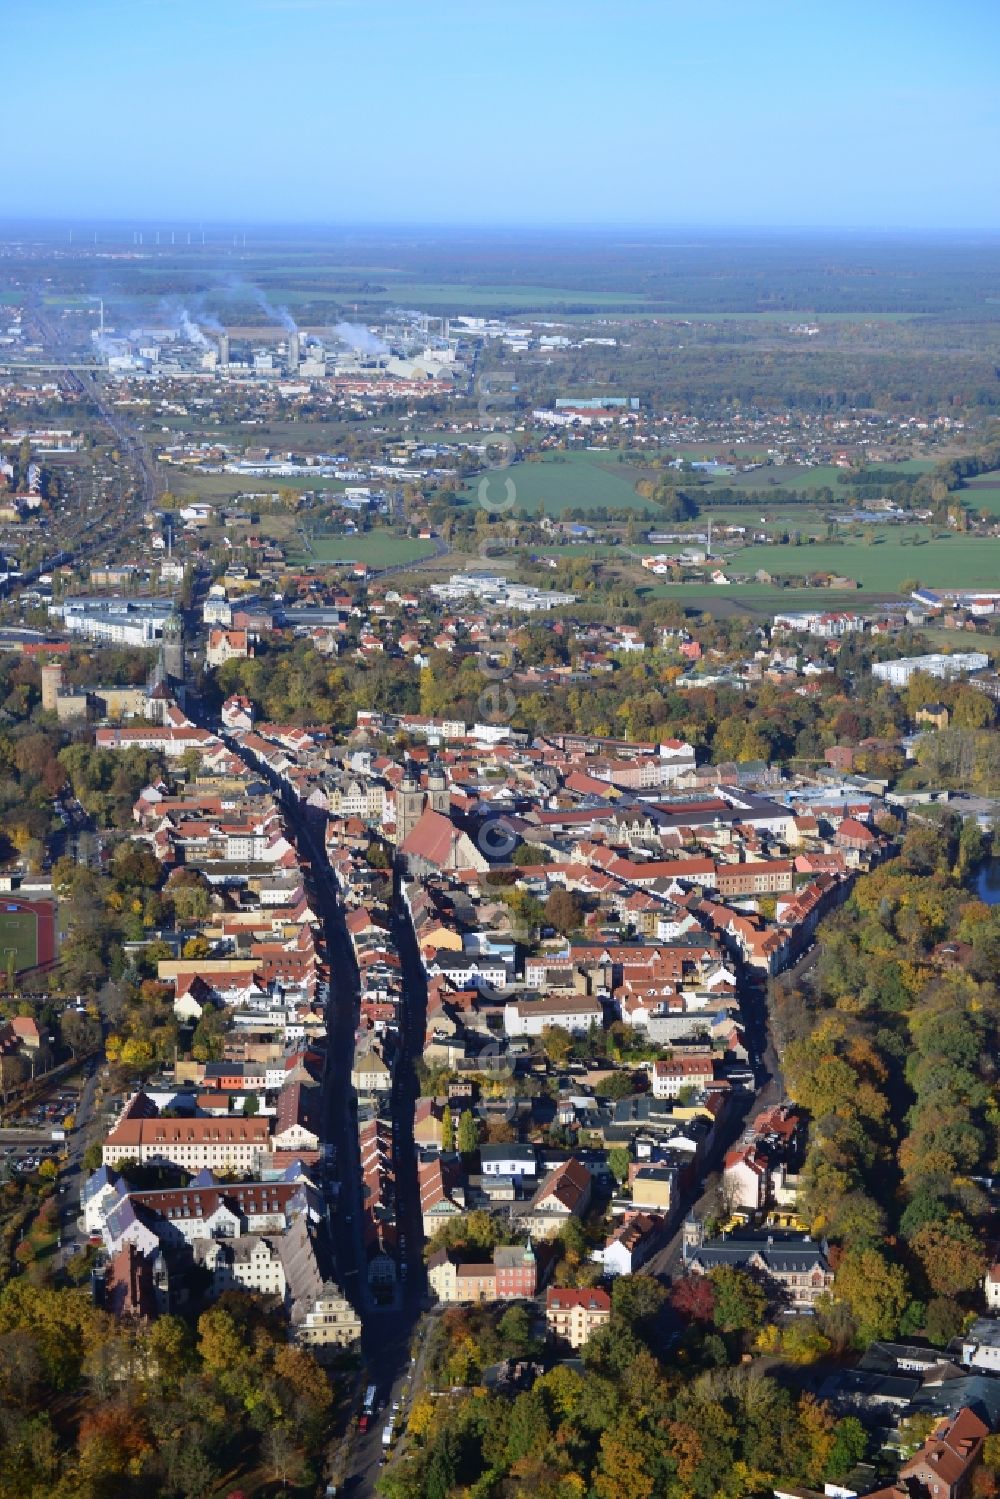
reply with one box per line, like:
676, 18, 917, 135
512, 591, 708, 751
642, 584, 900, 617
684, 504, 827, 531
0, 910, 38, 974
531, 543, 622, 559
962, 472, 1000, 516
698, 460, 934, 492
348, 282, 650, 310
640, 310, 931, 324
293, 534, 436, 566
726, 534, 1000, 591
465, 452, 661, 516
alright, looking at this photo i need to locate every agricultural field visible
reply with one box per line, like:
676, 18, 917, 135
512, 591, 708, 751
961, 471, 1000, 516
291, 534, 437, 567
463, 451, 661, 516
530, 543, 623, 559
681, 504, 828, 533
697, 459, 934, 491
640, 583, 900, 618
723, 533, 1000, 592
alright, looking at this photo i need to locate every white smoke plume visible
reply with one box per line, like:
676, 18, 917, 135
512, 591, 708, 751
247, 285, 297, 332
333, 321, 387, 356
179, 309, 210, 348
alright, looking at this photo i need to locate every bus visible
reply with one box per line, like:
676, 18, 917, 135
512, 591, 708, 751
358, 1385, 378, 1433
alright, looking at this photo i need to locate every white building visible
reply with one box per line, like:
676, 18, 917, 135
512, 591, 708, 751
57, 597, 178, 646
872, 652, 989, 688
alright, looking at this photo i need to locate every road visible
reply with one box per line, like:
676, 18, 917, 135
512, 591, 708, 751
288, 819, 432, 1496
55, 1060, 102, 1264
642, 970, 789, 1284
195, 717, 428, 1497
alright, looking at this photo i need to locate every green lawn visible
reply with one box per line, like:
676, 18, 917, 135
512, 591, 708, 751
293, 534, 436, 566
465, 452, 661, 516
0, 910, 38, 975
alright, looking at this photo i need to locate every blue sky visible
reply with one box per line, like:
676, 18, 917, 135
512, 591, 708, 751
7, 0, 1000, 228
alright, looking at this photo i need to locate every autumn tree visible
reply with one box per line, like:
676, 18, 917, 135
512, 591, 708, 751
456, 1109, 479, 1155
910, 1220, 988, 1298
707, 1265, 767, 1334
827, 1249, 909, 1345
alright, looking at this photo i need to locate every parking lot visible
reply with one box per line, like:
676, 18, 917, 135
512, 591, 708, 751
0, 1143, 62, 1175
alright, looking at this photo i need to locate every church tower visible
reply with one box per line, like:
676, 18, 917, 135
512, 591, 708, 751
396, 772, 426, 846
682, 1213, 703, 1261
427, 763, 450, 816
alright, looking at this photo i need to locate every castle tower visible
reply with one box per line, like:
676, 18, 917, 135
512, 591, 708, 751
41, 662, 63, 712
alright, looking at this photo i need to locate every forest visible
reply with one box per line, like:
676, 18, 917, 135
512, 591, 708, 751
771, 812, 1000, 1350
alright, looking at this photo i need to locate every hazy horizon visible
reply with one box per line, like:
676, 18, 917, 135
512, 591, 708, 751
7, 221, 1000, 241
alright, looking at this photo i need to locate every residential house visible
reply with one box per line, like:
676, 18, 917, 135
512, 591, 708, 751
651, 1055, 716, 1099
427, 1242, 537, 1304
865, 1407, 988, 1499
546, 1287, 611, 1349
592, 1213, 663, 1276
520, 1157, 592, 1239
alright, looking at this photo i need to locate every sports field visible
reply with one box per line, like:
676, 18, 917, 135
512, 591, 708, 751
0, 908, 38, 974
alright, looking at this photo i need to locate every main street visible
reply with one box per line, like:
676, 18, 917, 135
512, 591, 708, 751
199, 714, 428, 1498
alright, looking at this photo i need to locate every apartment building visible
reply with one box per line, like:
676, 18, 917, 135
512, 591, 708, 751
546, 1287, 611, 1349
102, 1115, 271, 1174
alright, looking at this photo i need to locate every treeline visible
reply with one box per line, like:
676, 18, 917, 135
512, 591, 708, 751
771, 813, 1000, 1349
521, 344, 1000, 416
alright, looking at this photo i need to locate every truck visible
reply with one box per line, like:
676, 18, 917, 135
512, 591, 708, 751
381, 1422, 394, 1451
358, 1384, 377, 1434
